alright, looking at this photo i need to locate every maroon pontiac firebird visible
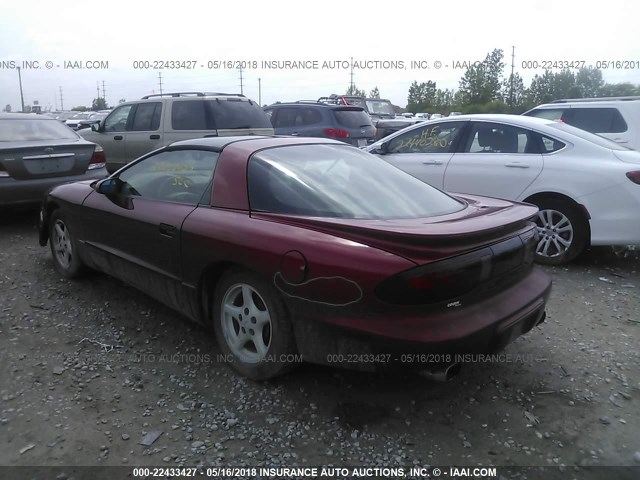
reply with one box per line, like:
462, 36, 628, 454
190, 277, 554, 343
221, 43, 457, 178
39, 136, 551, 380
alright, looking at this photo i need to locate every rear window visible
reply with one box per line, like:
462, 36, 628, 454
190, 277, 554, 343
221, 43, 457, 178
248, 144, 464, 219
332, 109, 372, 128
0, 119, 79, 141
171, 99, 272, 131
366, 100, 396, 116
209, 99, 272, 129
527, 107, 628, 134
564, 107, 627, 134
526, 108, 565, 121
548, 122, 630, 150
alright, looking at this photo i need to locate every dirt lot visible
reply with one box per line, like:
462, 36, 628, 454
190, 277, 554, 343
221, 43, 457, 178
1, 209, 639, 479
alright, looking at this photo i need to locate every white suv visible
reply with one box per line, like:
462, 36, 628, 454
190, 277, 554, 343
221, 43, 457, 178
80, 92, 274, 173
524, 97, 640, 150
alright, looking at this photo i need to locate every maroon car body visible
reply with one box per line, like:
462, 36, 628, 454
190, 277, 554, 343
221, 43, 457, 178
39, 136, 551, 379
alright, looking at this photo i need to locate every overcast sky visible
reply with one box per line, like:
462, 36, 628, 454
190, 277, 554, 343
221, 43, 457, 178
1, 0, 640, 111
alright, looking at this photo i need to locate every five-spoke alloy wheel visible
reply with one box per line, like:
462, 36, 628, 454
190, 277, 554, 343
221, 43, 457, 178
49, 210, 85, 278
213, 269, 297, 380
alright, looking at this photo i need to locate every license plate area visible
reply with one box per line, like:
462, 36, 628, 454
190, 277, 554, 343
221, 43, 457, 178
357, 139, 367, 147
24, 157, 75, 175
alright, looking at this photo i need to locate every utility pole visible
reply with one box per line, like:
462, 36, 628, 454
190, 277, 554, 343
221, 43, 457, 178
509, 46, 515, 107
54, 91, 58, 111
158, 72, 163, 95
258, 78, 261, 106
17, 67, 25, 112
59, 86, 64, 111
238, 66, 244, 94
349, 56, 354, 93
97, 81, 100, 103
102, 80, 106, 104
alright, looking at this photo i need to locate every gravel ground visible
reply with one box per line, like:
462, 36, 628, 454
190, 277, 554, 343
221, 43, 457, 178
1, 209, 639, 480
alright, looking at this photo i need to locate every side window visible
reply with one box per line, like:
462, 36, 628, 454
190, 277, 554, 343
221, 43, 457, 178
387, 122, 464, 154
264, 109, 274, 125
171, 101, 208, 130
273, 108, 298, 128
295, 108, 322, 126
131, 103, 162, 131
103, 105, 133, 132
538, 134, 566, 153
565, 107, 628, 134
464, 123, 539, 154
117, 149, 219, 205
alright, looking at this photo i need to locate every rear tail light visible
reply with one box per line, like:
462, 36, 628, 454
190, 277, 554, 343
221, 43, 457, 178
375, 230, 536, 305
323, 128, 350, 139
88, 145, 106, 170
626, 171, 640, 185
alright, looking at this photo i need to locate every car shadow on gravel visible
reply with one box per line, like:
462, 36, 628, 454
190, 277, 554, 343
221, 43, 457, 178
0, 208, 39, 230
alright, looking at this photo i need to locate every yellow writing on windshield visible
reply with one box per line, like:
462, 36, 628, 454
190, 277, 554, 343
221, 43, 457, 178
396, 127, 450, 150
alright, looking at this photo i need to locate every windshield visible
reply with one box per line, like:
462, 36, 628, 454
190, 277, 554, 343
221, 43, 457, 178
248, 144, 464, 219
344, 97, 367, 108
548, 122, 630, 151
0, 119, 79, 141
366, 100, 396, 116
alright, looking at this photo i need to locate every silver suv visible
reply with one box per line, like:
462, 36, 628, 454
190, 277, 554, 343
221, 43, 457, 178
524, 96, 640, 150
80, 92, 274, 172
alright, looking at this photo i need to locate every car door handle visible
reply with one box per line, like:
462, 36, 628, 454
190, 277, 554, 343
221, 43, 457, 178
505, 162, 530, 168
422, 160, 443, 165
290, 132, 299, 136
114, 135, 123, 140
150, 134, 160, 139
158, 223, 177, 237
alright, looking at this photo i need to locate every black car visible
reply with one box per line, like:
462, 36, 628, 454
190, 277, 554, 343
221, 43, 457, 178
264, 101, 375, 146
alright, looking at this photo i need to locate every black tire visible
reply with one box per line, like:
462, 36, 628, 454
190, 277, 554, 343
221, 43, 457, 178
532, 198, 589, 266
212, 268, 297, 380
49, 210, 85, 278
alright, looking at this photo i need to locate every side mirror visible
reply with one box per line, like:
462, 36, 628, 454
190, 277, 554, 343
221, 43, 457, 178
91, 122, 101, 132
95, 178, 121, 195
371, 142, 388, 155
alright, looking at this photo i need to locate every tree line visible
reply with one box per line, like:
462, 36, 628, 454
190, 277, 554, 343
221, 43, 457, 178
404, 48, 640, 115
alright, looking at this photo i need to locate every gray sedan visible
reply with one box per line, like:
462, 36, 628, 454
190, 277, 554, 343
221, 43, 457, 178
0, 113, 108, 206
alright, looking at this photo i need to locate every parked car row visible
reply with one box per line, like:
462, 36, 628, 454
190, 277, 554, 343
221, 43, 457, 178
5, 88, 639, 382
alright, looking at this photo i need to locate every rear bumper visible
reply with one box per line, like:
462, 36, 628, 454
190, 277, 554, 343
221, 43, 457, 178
291, 267, 552, 370
0, 168, 107, 206
579, 183, 640, 245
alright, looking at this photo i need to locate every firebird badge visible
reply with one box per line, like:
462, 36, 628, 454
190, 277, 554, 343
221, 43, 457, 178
447, 300, 462, 308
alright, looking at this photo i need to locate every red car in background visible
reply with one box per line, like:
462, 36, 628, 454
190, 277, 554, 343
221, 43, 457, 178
39, 136, 551, 380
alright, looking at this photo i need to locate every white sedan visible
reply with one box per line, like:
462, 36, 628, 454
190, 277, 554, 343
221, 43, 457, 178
365, 114, 640, 265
